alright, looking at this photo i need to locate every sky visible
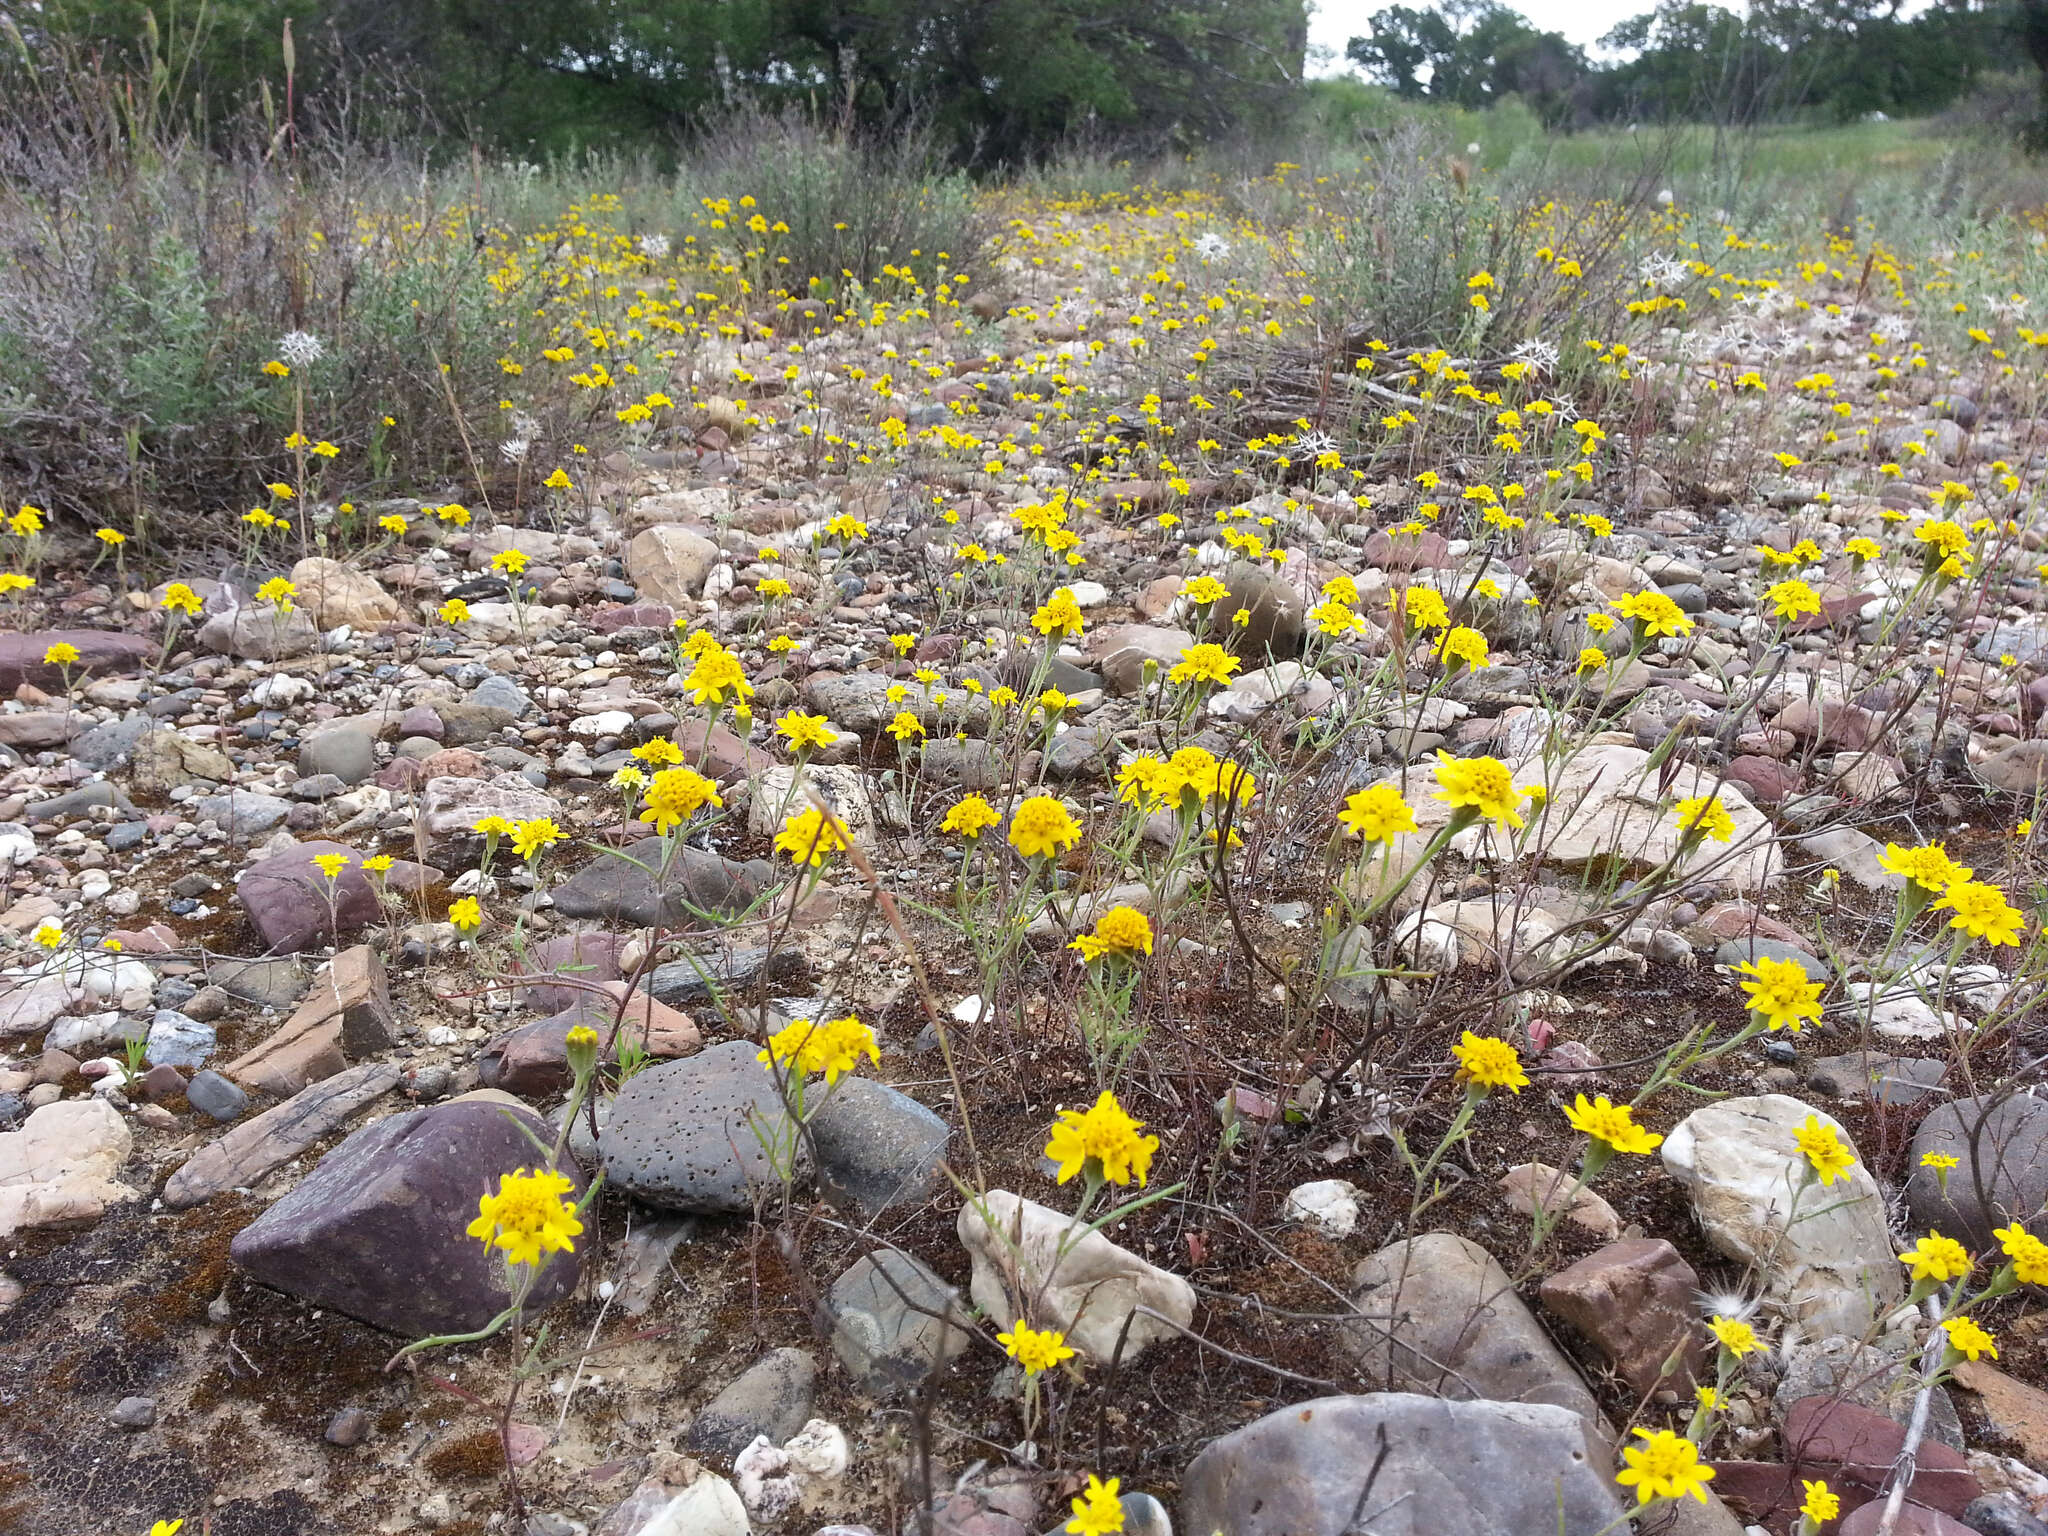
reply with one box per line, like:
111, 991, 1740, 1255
1306, 0, 1938, 74
1306, 0, 1661, 73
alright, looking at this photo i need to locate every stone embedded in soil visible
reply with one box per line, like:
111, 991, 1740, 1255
1283, 1179, 1361, 1237
143, 1008, 214, 1069
512, 931, 628, 1011
1905, 1094, 2048, 1250
958, 1189, 1196, 1365
230, 1092, 586, 1337
644, 944, 809, 1007
477, 984, 700, 1097
747, 764, 877, 847
685, 1346, 818, 1464
0, 1097, 136, 1238
626, 523, 721, 608
1712, 936, 1830, 981
594, 1456, 750, 1536
196, 602, 320, 659
1782, 1394, 1980, 1515
1178, 1392, 1626, 1536
185, 1069, 248, 1123
1497, 1162, 1621, 1240
1538, 1238, 1707, 1399
415, 773, 560, 860
222, 945, 396, 1096
807, 1075, 948, 1216
163, 1060, 399, 1209
1342, 1232, 1604, 1429
131, 729, 237, 793
1661, 1094, 1902, 1337
600, 1039, 805, 1212
236, 842, 434, 956
1807, 1051, 1948, 1107
1776, 1335, 1965, 1450
822, 1248, 970, 1394
1954, 1361, 2048, 1474
551, 839, 770, 928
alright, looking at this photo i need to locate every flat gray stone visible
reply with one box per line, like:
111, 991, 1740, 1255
144, 1009, 215, 1069
298, 728, 376, 786
1713, 937, 1829, 981
823, 1249, 970, 1394
684, 1347, 817, 1462
645, 945, 809, 1007
163, 1061, 400, 1208
193, 790, 292, 836
1906, 1093, 2048, 1250
809, 1077, 949, 1216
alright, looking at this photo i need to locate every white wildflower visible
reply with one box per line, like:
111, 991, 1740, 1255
277, 331, 324, 369
638, 233, 671, 260
1192, 232, 1230, 262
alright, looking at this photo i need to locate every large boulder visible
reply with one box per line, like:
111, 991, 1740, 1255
1342, 1232, 1603, 1426
230, 1094, 585, 1336
0, 629, 150, 692
957, 1189, 1194, 1364
1179, 1393, 1626, 1536
1662, 1094, 1901, 1337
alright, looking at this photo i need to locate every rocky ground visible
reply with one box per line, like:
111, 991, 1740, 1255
3, 192, 2048, 1536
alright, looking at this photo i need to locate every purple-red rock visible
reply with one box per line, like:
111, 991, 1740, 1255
398, 706, 445, 740
235, 842, 437, 955
514, 932, 628, 1012
1538, 1238, 1707, 1398
0, 630, 150, 693
1724, 754, 1802, 806
477, 986, 700, 1097
592, 603, 675, 633
230, 1095, 585, 1336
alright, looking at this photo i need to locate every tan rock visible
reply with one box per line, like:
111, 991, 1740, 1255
223, 946, 393, 1096
0, 1098, 135, 1236
291, 557, 401, 630
1956, 1360, 2048, 1471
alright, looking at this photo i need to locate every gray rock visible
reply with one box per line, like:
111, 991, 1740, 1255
110, 1396, 157, 1429
299, 728, 377, 786
144, 1009, 215, 1069
1975, 739, 2048, 795
645, 946, 809, 1007
1965, 1498, 2048, 1536
600, 1040, 806, 1212
230, 1096, 585, 1336
1974, 623, 2048, 664
197, 604, 320, 660
1178, 1392, 1626, 1536
1342, 1233, 1603, 1427
132, 730, 236, 793
1773, 1335, 1963, 1451
471, 674, 534, 718
552, 841, 770, 928
1220, 562, 1304, 661
105, 822, 148, 852
1712, 937, 1830, 981
685, 1347, 817, 1462
1807, 1052, 1947, 1107
822, 1249, 970, 1393
436, 700, 517, 746
164, 1062, 400, 1208
809, 1077, 949, 1216
210, 957, 308, 1009
1044, 722, 1117, 781
71, 713, 151, 770
193, 790, 292, 836
32, 782, 134, 820
185, 1069, 248, 1123
1905, 1093, 2048, 1250
325, 1406, 370, 1446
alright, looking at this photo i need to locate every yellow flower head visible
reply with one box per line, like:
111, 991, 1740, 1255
1765, 578, 1821, 623
1993, 1222, 2048, 1286
1435, 625, 1489, 671
1046, 1091, 1159, 1187
776, 712, 839, 752
887, 710, 927, 743
31, 920, 63, 949
1337, 782, 1416, 843
1942, 1315, 1997, 1361
1070, 905, 1154, 963
1032, 587, 1086, 638
776, 806, 849, 867
439, 597, 471, 625
1733, 956, 1823, 1033
510, 817, 562, 862
1900, 1231, 1973, 1283
1452, 1031, 1526, 1094
639, 767, 723, 832
940, 793, 1001, 839
1708, 1315, 1758, 1357
685, 645, 754, 708
1878, 842, 1971, 894
998, 1320, 1078, 1376
467, 1167, 581, 1267
1616, 1427, 1715, 1506
1564, 1093, 1662, 1155
1933, 879, 2024, 947
1614, 588, 1693, 638
1795, 1115, 1856, 1186
490, 548, 529, 578
1390, 585, 1451, 632
1182, 575, 1228, 606
310, 852, 351, 880
1673, 795, 1734, 844
448, 896, 483, 933
257, 576, 297, 610
1433, 751, 1525, 830
1065, 1475, 1125, 1536
42, 641, 80, 667
1801, 1480, 1840, 1523
1170, 643, 1241, 687
633, 737, 685, 766
758, 1014, 879, 1084
1009, 795, 1082, 860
